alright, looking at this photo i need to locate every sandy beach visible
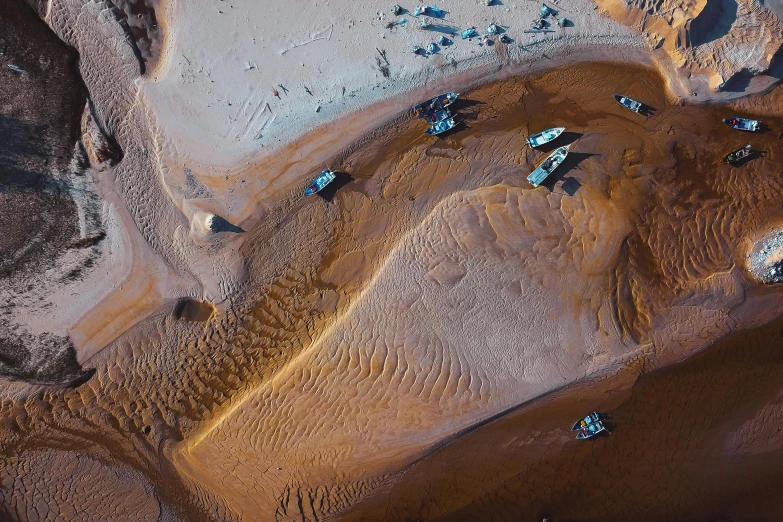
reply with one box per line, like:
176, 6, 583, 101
3, 0, 783, 520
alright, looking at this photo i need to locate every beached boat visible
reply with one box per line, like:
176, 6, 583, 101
526, 126, 564, 147
571, 412, 600, 431
414, 92, 459, 118
612, 94, 642, 114
723, 144, 752, 164
724, 117, 759, 132
527, 144, 569, 187
425, 108, 452, 124
304, 169, 336, 196
576, 420, 607, 439
425, 117, 457, 135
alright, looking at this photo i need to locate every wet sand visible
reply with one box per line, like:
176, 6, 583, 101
5, 58, 783, 520
342, 311, 783, 522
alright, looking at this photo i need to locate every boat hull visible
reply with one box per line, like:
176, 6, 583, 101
571, 412, 600, 431
527, 144, 569, 187
304, 169, 336, 196
527, 126, 565, 147
415, 92, 459, 118
723, 144, 752, 163
425, 117, 457, 135
724, 117, 759, 132
613, 94, 642, 113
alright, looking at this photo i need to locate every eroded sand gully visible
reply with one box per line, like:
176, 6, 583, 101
5, 60, 783, 520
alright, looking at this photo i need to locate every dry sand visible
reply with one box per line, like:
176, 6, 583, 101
4, 0, 783, 520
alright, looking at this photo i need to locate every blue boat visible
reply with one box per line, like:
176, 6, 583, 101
724, 116, 759, 132
576, 420, 607, 439
572, 412, 600, 431
304, 169, 336, 196
425, 117, 457, 135
613, 94, 642, 113
425, 108, 451, 124
414, 92, 459, 118
461, 27, 478, 39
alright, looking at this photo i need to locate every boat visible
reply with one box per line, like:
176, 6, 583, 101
425, 117, 457, 135
571, 412, 600, 431
576, 420, 607, 439
304, 169, 336, 196
723, 144, 752, 164
527, 144, 569, 187
414, 92, 459, 118
526, 126, 564, 147
724, 117, 759, 132
425, 108, 451, 124
612, 94, 642, 114
461, 27, 478, 39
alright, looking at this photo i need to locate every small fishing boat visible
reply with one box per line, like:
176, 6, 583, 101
461, 27, 478, 39
571, 412, 600, 431
724, 117, 759, 132
576, 420, 607, 440
723, 144, 752, 164
612, 94, 642, 114
527, 144, 569, 187
425, 108, 452, 124
414, 92, 459, 118
304, 169, 336, 196
425, 117, 457, 135
526, 126, 565, 147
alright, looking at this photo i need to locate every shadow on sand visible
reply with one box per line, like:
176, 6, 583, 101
317, 171, 353, 202
535, 131, 582, 153
540, 152, 595, 193
209, 215, 244, 233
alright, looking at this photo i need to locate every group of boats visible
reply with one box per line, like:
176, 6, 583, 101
302, 92, 764, 196
414, 91, 460, 135
572, 411, 609, 439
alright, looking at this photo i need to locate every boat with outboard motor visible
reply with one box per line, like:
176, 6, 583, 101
526, 126, 564, 147
304, 169, 336, 196
723, 144, 753, 164
527, 144, 569, 187
612, 93, 643, 114
724, 117, 759, 132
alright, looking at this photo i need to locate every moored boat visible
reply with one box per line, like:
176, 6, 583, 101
527, 144, 569, 187
425, 108, 452, 124
724, 117, 759, 132
414, 92, 459, 118
304, 168, 336, 196
723, 144, 752, 164
526, 126, 564, 147
425, 117, 457, 135
576, 420, 607, 439
571, 412, 600, 431
612, 93, 642, 114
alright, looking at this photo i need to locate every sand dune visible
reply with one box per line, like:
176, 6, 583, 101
4, 0, 783, 520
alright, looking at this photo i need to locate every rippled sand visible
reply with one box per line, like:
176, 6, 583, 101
5, 43, 783, 522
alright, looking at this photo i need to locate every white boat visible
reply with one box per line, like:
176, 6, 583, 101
527, 144, 569, 187
526, 126, 564, 147
613, 94, 642, 114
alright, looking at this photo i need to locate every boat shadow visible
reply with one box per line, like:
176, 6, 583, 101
638, 103, 657, 117
451, 98, 484, 112
317, 171, 353, 202
535, 131, 582, 153
758, 122, 772, 134
541, 151, 595, 193
422, 23, 459, 36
